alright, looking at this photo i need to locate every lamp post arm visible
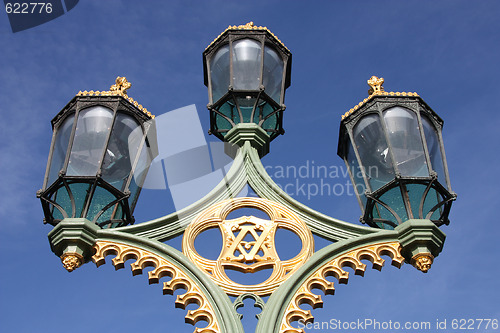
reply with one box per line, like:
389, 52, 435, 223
241, 141, 378, 241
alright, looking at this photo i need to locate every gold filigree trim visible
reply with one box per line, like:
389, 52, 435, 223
206, 21, 289, 52
341, 76, 419, 120
279, 242, 405, 333
411, 252, 433, 273
92, 241, 220, 333
61, 252, 84, 272
183, 197, 314, 296
77, 77, 154, 119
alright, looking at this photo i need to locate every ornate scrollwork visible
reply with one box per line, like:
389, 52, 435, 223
183, 197, 314, 296
279, 242, 405, 333
92, 241, 220, 333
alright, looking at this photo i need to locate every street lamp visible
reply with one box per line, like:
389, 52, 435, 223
37, 77, 158, 229
203, 22, 291, 152
338, 76, 456, 229
39, 23, 457, 333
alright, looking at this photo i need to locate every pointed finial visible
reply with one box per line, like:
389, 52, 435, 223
367, 76, 384, 95
110, 76, 131, 95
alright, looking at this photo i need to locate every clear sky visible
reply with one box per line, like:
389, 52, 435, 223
0, 1, 499, 332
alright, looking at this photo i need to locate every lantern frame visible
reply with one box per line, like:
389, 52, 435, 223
38, 87, 157, 229
338, 86, 456, 229
203, 23, 292, 141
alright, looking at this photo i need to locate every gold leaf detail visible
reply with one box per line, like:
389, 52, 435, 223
183, 197, 314, 296
75, 77, 154, 118
279, 242, 404, 332
93, 241, 220, 333
60, 252, 84, 272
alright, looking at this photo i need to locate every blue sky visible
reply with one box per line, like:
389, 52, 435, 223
0, 1, 499, 332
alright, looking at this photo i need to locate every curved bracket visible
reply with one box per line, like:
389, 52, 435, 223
93, 231, 244, 333
256, 232, 404, 333
116, 142, 376, 242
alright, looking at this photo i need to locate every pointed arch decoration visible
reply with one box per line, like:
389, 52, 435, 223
255, 236, 405, 333
92, 239, 244, 333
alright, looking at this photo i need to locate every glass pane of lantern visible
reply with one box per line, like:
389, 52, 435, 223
421, 115, 448, 188
405, 183, 442, 220
263, 45, 283, 103
235, 96, 256, 123
353, 114, 394, 191
383, 107, 428, 177
67, 106, 113, 176
50, 186, 69, 220
128, 136, 155, 209
346, 141, 367, 208
101, 113, 142, 191
68, 182, 91, 218
377, 187, 408, 223
47, 114, 74, 185
372, 203, 398, 229
210, 44, 230, 102
86, 186, 117, 223
232, 38, 262, 90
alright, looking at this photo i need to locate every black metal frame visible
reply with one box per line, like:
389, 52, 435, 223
203, 29, 292, 141
338, 95, 456, 229
38, 95, 157, 228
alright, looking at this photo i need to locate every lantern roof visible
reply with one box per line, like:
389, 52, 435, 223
76, 76, 154, 119
341, 76, 420, 121
205, 22, 289, 52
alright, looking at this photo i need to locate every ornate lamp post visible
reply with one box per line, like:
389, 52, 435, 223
40, 24, 455, 333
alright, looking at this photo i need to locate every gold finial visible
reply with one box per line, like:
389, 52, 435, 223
61, 252, 84, 272
110, 76, 131, 95
76, 77, 154, 118
412, 253, 434, 273
367, 76, 384, 95
239, 22, 255, 29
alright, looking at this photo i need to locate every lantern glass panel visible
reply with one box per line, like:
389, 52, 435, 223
263, 45, 283, 103
67, 106, 113, 176
128, 134, 155, 208
383, 107, 428, 177
86, 185, 121, 224
232, 38, 262, 90
377, 187, 408, 223
353, 114, 394, 191
101, 113, 143, 190
210, 44, 230, 102
235, 96, 255, 122
421, 115, 447, 187
406, 183, 442, 220
346, 141, 367, 207
47, 114, 74, 185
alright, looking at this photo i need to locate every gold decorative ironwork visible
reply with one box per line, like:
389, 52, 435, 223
93, 241, 220, 333
279, 242, 405, 333
367, 76, 385, 95
76, 76, 154, 119
412, 252, 434, 273
60, 252, 84, 272
341, 76, 419, 120
110, 76, 132, 94
206, 22, 289, 52
183, 197, 314, 296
